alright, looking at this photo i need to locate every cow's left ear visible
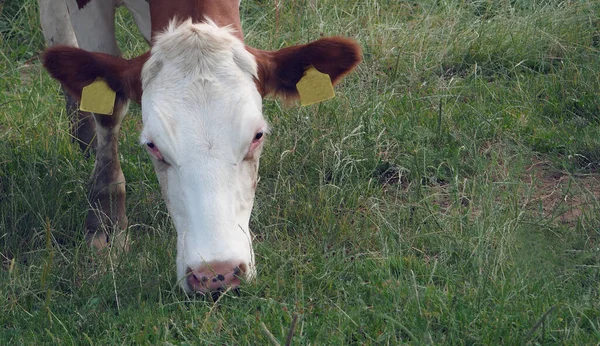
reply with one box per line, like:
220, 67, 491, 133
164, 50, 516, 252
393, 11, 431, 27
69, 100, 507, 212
42, 46, 148, 104
248, 37, 361, 100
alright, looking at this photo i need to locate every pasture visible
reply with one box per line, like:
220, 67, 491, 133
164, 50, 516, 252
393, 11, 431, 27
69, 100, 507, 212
1, 0, 599, 343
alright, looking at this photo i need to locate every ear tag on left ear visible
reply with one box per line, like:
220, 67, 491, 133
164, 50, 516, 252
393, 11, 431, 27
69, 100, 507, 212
296, 66, 335, 106
80, 78, 116, 115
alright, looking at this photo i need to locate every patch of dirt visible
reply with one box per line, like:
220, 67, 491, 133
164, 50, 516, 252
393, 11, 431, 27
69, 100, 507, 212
373, 161, 409, 187
524, 160, 600, 225
383, 157, 600, 227
17, 60, 38, 86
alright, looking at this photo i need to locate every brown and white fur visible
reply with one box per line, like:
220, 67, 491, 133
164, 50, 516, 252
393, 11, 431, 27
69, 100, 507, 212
40, 0, 361, 294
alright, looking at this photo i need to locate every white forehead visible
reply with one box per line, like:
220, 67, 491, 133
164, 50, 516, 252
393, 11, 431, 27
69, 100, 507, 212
139, 19, 264, 157
142, 19, 257, 91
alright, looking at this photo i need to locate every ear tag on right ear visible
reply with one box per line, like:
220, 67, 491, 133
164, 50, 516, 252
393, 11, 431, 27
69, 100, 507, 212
80, 78, 116, 115
296, 66, 335, 106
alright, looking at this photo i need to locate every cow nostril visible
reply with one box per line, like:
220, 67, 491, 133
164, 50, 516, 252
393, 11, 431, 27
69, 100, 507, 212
186, 262, 248, 293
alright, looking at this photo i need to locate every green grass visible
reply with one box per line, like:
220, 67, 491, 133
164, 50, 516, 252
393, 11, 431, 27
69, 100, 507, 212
2, 0, 600, 344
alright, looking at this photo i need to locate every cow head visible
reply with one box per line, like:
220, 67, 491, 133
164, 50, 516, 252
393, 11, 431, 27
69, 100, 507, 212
43, 19, 361, 294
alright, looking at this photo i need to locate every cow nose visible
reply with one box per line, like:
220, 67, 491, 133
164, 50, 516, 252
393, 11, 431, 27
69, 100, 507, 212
186, 261, 248, 294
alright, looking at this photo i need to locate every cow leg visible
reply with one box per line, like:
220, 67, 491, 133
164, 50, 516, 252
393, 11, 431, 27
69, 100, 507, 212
85, 100, 130, 251
63, 88, 97, 156
60, 0, 128, 249
38, 0, 97, 154
65, 0, 121, 55
38, 0, 77, 47
63, 0, 123, 155
122, 0, 152, 43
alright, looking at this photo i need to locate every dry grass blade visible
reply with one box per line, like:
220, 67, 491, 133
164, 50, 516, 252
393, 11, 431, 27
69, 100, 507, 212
260, 322, 281, 346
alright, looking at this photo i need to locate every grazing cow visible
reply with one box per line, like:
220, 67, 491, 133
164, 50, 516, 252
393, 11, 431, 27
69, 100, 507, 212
40, 0, 361, 294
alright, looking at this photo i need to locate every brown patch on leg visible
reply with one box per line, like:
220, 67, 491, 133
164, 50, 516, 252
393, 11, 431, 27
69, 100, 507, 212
75, 0, 92, 10
63, 86, 96, 156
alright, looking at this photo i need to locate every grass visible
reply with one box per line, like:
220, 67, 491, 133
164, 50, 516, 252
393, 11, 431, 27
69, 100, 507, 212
1, 0, 600, 344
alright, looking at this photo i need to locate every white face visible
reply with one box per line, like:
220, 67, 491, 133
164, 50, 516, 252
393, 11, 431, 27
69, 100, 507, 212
139, 20, 267, 293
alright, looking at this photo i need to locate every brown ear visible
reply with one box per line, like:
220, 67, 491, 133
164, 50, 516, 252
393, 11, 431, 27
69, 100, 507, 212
248, 37, 362, 99
42, 46, 148, 104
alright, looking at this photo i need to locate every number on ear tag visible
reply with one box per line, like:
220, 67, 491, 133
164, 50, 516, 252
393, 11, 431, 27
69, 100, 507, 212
80, 78, 116, 115
296, 66, 335, 106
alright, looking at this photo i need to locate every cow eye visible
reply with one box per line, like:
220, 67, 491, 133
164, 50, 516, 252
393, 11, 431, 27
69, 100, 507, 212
145, 141, 167, 163
253, 131, 264, 142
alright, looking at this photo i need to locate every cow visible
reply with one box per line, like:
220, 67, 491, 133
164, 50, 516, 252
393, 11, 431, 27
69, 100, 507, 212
39, 0, 361, 294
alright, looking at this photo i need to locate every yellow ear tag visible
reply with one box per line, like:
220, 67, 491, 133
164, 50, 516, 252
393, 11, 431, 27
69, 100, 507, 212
296, 66, 335, 106
80, 78, 116, 115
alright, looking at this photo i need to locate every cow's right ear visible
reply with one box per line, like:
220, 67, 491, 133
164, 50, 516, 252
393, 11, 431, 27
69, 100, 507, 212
42, 46, 147, 104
